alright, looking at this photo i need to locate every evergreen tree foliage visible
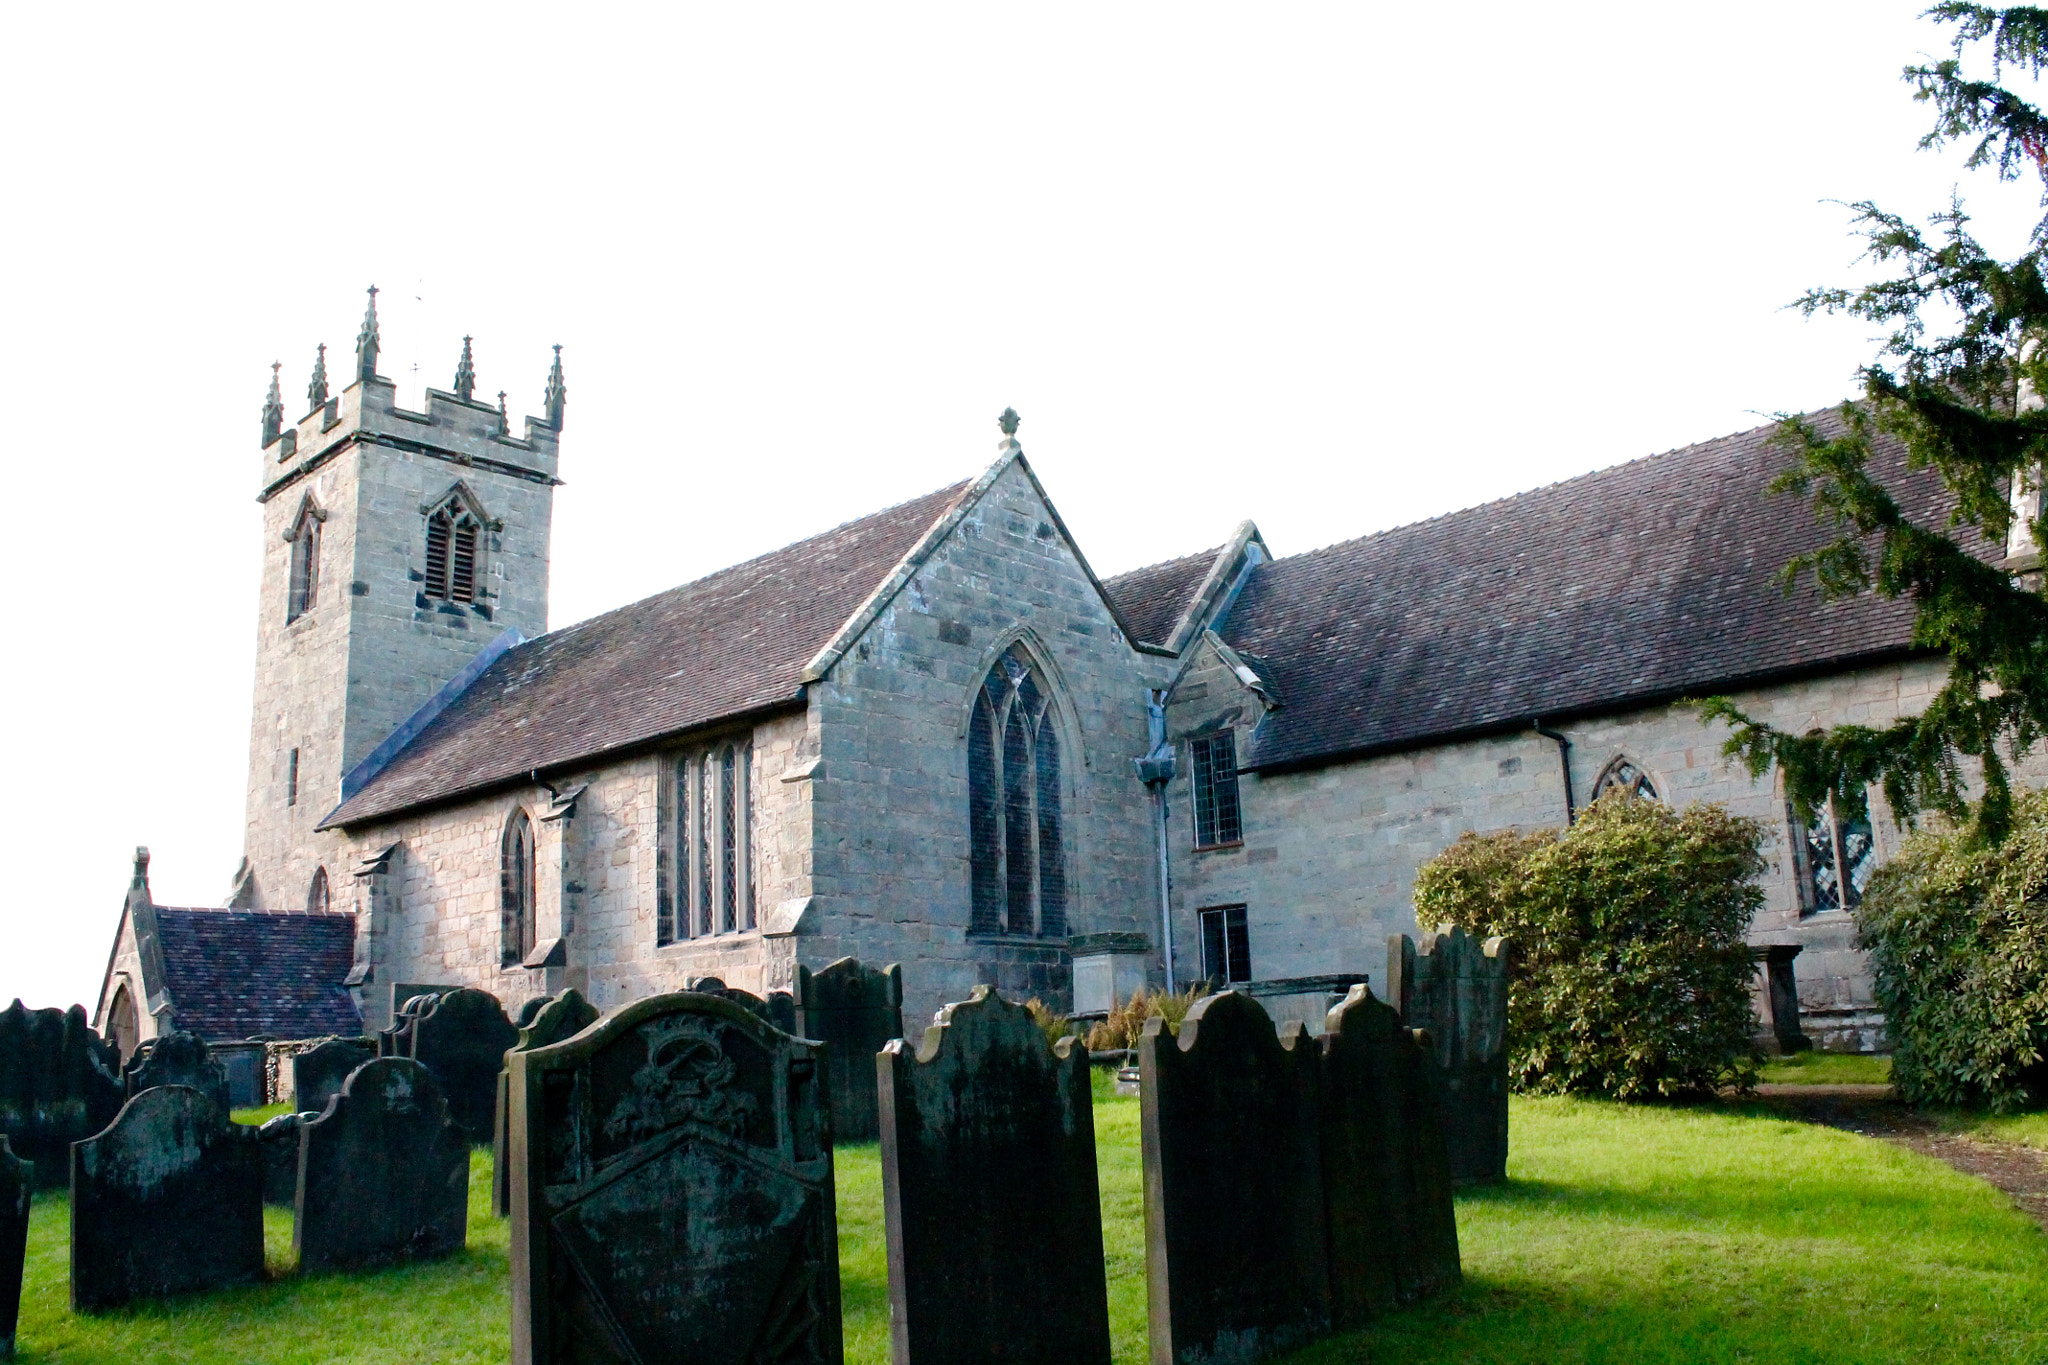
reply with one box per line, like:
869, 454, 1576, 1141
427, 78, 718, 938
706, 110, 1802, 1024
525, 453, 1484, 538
1702, 5, 2048, 842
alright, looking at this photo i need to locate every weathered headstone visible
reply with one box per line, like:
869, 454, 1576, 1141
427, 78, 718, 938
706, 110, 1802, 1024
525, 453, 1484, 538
1389, 925, 1510, 1186
408, 988, 518, 1141
212, 1042, 268, 1109
0, 1137, 28, 1359
1318, 985, 1461, 1326
257, 1112, 306, 1207
378, 991, 439, 1057
295, 1058, 469, 1272
69, 1086, 263, 1311
123, 1030, 229, 1112
1140, 990, 1330, 1365
689, 977, 798, 1036
493, 990, 600, 1218
878, 987, 1111, 1365
507, 992, 842, 1365
796, 958, 902, 1143
0, 1002, 123, 1187
292, 1037, 378, 1120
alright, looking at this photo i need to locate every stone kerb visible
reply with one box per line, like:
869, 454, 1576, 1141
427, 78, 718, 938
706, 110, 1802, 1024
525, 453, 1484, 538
292, 1038, 379, 1122
1318, 986, 1461, 1326
69, 1086, 264, 1312
797, 959, 904, 1144
507, 992, 843, 1365
1388, 927, 1510, 1186
1140, 991, 1330, 1365
0, 1002, 123, 1187
493, 990, 599, 1218
877, 987, 1112, 1365
125, 1031, 229, 1113
407, 988, 519, 1142
0, 1137, 27, 1359
295, 1058, 469, 1273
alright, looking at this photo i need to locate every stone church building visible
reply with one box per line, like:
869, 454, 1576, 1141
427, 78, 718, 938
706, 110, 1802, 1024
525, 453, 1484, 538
97, 295, 2017, 1053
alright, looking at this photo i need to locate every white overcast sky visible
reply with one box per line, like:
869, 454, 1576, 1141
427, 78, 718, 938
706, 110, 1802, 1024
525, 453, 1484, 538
1, 3, 2040, 1009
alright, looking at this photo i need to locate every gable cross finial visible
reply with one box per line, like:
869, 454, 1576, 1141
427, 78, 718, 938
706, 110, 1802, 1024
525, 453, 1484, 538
454, 335, 476, 402
544, 343, 567, 429
262, 361, 284, 446
998, 407, 1021, 446
355, 284, 380, 381
307, 343, 329, 410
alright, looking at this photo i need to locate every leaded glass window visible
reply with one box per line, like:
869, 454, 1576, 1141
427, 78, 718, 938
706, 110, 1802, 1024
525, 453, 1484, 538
501, 808, 536, 966
1592, 757, 1658, 803
1200, 904, 1252, 985
667, 739, 755, 942
1793, 794, 1878, 914
1191, 731, 1242, 848
968, 644, 1066, 937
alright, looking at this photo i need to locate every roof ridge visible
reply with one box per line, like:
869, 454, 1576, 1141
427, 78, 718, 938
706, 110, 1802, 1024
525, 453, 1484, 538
1101, 544, 1225, 585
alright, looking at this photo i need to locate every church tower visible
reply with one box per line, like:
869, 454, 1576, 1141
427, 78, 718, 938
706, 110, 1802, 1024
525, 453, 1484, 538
234, 289, 564, 912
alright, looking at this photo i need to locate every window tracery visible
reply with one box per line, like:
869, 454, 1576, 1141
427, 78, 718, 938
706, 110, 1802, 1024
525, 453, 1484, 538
969, 644, 1066, 937
1592, 757, 1659, 803
663, 740, 755, 943
424, 497, 481, 604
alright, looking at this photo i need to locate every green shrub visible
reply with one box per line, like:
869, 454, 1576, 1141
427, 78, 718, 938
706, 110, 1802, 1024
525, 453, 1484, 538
1412, 793, 1766, 1099
1856, 787, 2048, 1113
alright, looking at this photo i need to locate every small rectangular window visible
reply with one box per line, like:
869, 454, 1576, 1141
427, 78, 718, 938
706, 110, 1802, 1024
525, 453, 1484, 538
1199, 904, 1252, 985
1190, 731, 1242, 848
286, 748, 299, 808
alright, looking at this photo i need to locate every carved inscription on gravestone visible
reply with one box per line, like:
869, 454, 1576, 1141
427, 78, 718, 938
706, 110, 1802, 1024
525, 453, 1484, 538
879, 988, 1112, 1365
1389, 926, 1510, 1186
1140, 991, 1330, 1365
494, 991, 599, 1219
292, 1037, 377, 1120
508, 993, 843, 1365
0, 1137, 28, 1358
70, 1086, 263, 1311
296, 1058, 469, 1272
797, 959, 902, 1144
409, 988, 518, 1141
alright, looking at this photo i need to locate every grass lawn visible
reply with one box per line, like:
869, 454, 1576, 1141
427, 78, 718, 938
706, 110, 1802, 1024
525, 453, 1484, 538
1758, 1052, 1893, 1086
11, 1089, 2046, 1363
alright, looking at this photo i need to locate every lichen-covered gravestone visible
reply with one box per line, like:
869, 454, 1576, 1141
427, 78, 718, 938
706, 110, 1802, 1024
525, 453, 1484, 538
123, 1030, 229, 1112
1388, 926, 1510, 1186
878, 988, 1112, 1365
1, 1137, 28, 1359
796, 958, 902, 1143
1140, 991, 1330, 1365
1318, 985, 1460, 1326
69, 1086, 263, 1311
291, 1037, 378, 1120
493, 990, 599, 1218
295, 1057, 469, 1272
408, 988, 518, 1141
507, 992, 842, 1365
0, 1002, 123, 1187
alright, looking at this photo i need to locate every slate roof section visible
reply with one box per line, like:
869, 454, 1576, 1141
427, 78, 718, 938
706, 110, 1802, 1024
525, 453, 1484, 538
325, 479, 975, 828
1103, 548, 1223, 648
1223, 415, 1985, 772
156, 908, 360, 1041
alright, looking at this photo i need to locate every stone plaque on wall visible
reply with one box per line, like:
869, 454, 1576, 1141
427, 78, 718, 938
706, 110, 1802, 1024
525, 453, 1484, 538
0, 1137, 27, 1358
796, 959, 902, 1144
1140, 991, 1330, 1365
507, 992, 842, 1365
1389, 926, 1510, 1186
878, 988, 1111, 1365
407, 988, 518, 1141
493, 990, 599, 1218
296, 1058, 469, 1272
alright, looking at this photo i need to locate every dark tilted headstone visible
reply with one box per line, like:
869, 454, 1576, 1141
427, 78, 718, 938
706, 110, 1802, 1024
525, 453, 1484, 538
1389, 926, 1510, 1186
69, 1086, 263, 1311
408, 988, 518, 1142
796, 958, 902, 1143
0, 1137, 28, 1358
1140, 990, 1330, 1365
295, 1057, 469, 1272
211, 1042, 268, 1110
492, 990, 599, 1218
507, 992, 842, 1365
123, 1030, 228, 1112
0, 1001, 123, 1188
878, 988, 1112, 1365
1319, 985, 1461, 1326
292, 1037, 378, 1120
257, 1112, 306, 1207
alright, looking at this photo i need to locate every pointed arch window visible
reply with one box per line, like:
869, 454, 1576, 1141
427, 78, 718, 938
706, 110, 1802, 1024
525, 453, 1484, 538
969, 644, 1066, 937
424, 498, 482, 604
286, 500, 322, 622
1592, 757, 1658, 803
501, 808, 537, 965
307, 866, 330, 915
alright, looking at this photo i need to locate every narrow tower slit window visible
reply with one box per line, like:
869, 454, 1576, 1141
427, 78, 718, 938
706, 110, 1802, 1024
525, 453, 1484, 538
967, 644, 1066, 937
1190, 731, 1242, 848
286, 748, 300, 808
307, 866, 330, 915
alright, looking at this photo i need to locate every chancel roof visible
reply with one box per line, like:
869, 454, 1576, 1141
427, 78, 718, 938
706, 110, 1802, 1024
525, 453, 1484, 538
157, 908, 359, 1041
1222, 415, 1984, 772
1102, 548, 1224, 649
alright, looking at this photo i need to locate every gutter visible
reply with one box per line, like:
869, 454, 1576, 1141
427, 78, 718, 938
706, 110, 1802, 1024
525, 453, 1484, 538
1531, 718, 1575, 825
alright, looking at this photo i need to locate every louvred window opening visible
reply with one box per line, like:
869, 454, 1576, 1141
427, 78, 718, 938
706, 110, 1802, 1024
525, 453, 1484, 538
424, 503, 481, 604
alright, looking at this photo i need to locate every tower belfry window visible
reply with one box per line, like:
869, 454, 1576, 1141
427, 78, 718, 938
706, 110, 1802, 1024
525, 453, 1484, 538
424, 500, 481, 604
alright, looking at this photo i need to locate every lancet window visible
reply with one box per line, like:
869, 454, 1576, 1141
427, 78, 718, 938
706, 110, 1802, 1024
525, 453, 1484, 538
286, 500, 322, 622
307, 866, 330, 915
501, 808, 537, 965
663, 740, 755, 943
969, 644, 1067, 937
424, 498, 481, 604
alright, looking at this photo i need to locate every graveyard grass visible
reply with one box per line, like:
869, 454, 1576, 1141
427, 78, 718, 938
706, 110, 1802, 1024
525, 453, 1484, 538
10, 1091, 2047, 1364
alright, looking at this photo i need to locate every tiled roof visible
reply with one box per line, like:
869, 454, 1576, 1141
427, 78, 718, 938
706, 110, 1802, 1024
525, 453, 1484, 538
157, 908, 360, 1041
1103, 547, 1222, 648
326, 479, 974, 827
1224, 415, 1985, 771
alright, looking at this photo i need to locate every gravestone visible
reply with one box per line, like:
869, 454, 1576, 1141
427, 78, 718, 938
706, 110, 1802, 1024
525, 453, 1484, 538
689, 978, 798, 1036
212, 1042, 268, 1109
1318, 985, 1461, 1326
296, 1058, 469, 1272
0, 1002, 123, 1186
878, 988, 1111, 1365
0, 1137, 27, 1359
378, 991, 439, 1057
507, 992, 842, 1365
292, 1037, 378, 1120
124, 1030, 229, 1112
1140, 991, 1330, 1365
493, 990, 600, 1218
69, 1086, 263, 1311
408, 988, 518, 1141
796, 959, 902, 1143
257, 1112, 305, 1206
1389, 926, 1510, 1186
